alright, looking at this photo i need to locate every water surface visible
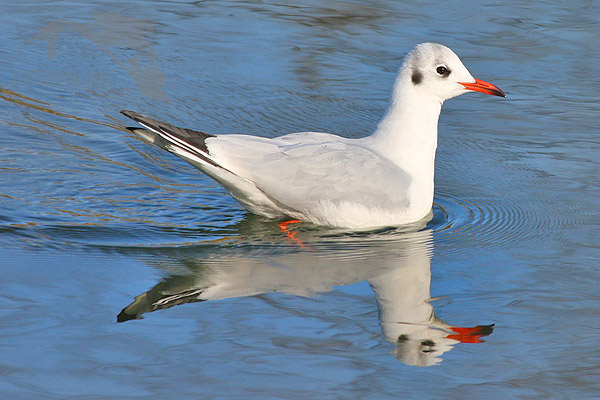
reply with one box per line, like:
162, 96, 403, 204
1, 1, 599, 398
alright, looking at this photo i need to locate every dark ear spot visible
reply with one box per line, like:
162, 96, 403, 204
411, 69, 423, 85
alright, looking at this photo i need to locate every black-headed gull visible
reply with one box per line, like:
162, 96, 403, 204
121, 43, 505, 229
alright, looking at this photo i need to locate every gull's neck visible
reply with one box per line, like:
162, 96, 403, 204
365, 70, 443, 217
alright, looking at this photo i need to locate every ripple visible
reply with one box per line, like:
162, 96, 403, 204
429, 188, 581, 252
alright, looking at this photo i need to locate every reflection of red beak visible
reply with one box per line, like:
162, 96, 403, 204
446, 324, 495, 343
460, 78, 506, 97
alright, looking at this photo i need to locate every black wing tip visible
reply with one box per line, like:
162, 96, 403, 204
120, 110, 145, 121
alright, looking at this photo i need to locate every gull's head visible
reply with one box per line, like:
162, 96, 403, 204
402, 43, 505, 102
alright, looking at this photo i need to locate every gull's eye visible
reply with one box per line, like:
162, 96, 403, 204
436, 66, 450, 76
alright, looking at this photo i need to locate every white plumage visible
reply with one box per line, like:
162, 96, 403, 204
122, 43, 504, 229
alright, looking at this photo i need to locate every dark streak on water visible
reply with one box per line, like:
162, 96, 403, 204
1, 1, 600, 399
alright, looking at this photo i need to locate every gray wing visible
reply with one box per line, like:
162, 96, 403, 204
207, 133, 412, 212
120, 111, 411, 215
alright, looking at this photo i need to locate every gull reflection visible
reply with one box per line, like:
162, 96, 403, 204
119, 225, 492, 366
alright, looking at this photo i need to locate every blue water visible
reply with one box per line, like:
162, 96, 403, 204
2, 1, 600, 398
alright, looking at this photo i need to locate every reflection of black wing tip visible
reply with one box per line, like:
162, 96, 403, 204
117, 309, 142, 323
117, 288, 206, 323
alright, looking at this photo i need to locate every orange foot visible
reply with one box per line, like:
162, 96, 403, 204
278, 219, 305, 247
446, 324, 495, 343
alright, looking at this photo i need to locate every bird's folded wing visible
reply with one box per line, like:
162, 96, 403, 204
206, 133, 412, 212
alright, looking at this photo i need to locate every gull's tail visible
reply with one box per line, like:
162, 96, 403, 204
120, 110, 225, 170
120, 110, 284, 217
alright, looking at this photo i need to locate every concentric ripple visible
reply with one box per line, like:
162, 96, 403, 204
428, 188, 582, 252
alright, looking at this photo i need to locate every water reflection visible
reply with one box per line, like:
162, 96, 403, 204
119, 224, 492, 367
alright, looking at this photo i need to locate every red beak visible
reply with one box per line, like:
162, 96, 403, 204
460, 78, 506, 97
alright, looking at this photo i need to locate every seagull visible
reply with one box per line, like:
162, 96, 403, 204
121, 43, 505, 229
